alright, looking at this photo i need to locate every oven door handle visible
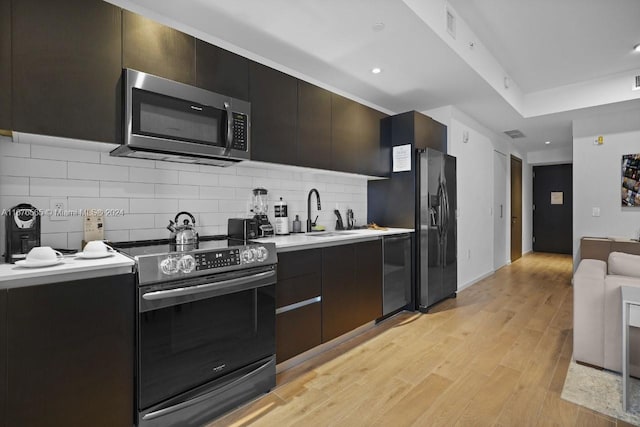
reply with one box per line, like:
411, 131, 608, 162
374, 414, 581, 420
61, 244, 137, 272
142, 270, 275, 301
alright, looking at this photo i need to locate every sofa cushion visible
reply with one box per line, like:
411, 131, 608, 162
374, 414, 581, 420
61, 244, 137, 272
608, 252, 640, 278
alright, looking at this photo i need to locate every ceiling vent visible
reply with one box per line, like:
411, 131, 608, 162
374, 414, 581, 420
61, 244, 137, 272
446, 8, 456, 39
634, 75, 640, 90
504, 129, 526, 139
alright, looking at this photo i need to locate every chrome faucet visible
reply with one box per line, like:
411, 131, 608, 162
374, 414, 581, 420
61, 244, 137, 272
307, 188, 321, 232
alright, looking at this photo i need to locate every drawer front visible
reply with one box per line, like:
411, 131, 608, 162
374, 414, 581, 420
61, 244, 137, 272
277, 249, 321, 280
276, 302, 322, 363
276, 275, 321, 308
630, 304, 640, 328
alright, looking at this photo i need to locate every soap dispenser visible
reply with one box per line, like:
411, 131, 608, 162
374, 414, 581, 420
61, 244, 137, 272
292, 215, 302, 233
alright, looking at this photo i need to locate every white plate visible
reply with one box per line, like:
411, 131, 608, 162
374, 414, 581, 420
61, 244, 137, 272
15, 258, 65, 268
75, 251, 115, 259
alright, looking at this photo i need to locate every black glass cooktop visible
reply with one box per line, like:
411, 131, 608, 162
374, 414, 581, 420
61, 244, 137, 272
109, 235, 249, 257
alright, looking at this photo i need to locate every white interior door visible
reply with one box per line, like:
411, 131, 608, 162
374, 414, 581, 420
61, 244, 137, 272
493, 150, 508, 270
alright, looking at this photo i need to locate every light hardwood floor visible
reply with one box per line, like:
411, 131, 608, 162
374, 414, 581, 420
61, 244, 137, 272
208, 253, 635, 427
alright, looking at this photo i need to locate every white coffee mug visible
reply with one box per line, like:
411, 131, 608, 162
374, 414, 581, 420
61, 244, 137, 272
26, 246, 63, 262
83, 240, 113, 254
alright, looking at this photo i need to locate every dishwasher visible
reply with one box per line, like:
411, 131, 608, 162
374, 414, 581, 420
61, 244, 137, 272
382, 233, 412, 316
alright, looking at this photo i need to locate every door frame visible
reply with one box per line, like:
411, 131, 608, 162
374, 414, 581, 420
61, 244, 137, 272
493, 150, 508, 269
510, 155, 523, 262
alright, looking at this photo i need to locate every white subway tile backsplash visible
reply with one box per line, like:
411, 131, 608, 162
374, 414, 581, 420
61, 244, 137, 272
155, 184, 199, 199
41, 232, 68, 249
155, 161, 201, 172
0, 141, 369, 246
178, 199, 219, 213
200, 186, 236, 200
100, 152, 156, 168
129, 228, 167, 241
104, 214, 155, 230
68, 162, 129, 182
179, 171, 219, 186
219, 200, 250, 213
67, 197, 129, 213
0, 157, 66, 178
220, 174, 253, 188
0, 141, 31, 157
130, 198, 179, 214
32, 145, 100, 163
0, 177, 29, 196
100, 181, 154, 198
130, 167, 178, 184
30, 178, 99, 197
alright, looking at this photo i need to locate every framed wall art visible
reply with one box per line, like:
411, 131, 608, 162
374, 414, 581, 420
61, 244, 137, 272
622, 154, 640, 206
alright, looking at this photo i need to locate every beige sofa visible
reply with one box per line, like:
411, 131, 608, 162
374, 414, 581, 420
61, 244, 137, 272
574, 251, 640, 376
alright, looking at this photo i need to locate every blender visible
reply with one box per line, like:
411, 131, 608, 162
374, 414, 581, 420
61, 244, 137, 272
251, 188, 274, 237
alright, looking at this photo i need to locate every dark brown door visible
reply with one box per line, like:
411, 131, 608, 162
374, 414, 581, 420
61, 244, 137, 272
0, 0, 10, 132
249, 62, 298, 164
533, 164, 573, 254
510, 156, 523, 262
12, 0, 122, 143
123, 10, 195, 85
297, 81, 332, 170
195, 40, 249, 101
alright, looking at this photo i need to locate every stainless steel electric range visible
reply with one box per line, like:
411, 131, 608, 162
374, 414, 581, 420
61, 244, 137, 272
111, 236, 277, 427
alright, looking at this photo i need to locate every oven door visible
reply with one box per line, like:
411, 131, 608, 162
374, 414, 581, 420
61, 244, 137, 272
138, 266, 276, 411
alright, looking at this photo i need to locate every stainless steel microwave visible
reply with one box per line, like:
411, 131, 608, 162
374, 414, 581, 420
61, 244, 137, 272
110, 69, 250, 166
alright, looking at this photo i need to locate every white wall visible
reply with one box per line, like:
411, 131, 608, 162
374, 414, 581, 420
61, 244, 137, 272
572, 107, 640, 264
527, 145, 573, 165
0, 135, 368, 253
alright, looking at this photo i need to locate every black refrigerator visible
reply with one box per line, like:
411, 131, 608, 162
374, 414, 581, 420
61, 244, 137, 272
368, 111, 457, 313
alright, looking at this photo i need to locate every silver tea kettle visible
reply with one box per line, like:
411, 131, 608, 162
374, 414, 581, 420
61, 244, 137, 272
167, 211, 198, 245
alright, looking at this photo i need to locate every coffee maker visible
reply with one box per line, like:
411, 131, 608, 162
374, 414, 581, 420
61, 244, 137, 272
251, 188, 274, 237
4, 203, 41, 263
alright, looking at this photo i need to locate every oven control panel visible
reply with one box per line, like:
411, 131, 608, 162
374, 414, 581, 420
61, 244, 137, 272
194, 249, 241, 271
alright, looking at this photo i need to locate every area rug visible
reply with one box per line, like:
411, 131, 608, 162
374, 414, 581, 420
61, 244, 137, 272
561, 359, 640, 425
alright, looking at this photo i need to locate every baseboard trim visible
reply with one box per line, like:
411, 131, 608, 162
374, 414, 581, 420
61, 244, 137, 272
458, 270, 495, 292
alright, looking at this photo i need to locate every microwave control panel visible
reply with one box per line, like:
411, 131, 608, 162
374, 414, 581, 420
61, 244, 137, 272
231, 113, 248, 151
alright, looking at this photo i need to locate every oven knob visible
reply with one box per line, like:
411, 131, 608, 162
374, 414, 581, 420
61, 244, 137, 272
256, 246, 269, 262
241, 248, 255, 264
178, 255, 196, 273
160, 256, 179, 275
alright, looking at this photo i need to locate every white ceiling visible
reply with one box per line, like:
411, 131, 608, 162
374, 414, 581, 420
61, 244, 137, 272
110, 0, 640, 155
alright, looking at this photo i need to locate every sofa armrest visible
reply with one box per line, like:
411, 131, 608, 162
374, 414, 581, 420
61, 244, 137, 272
608, 252, 640, 279
573, 259, 607, 367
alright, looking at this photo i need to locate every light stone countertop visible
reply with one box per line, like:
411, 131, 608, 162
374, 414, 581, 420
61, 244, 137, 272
0, 252, 135, 289
254, 228, 414, 253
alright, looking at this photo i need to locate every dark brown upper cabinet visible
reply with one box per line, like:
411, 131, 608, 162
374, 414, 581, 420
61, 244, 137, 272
331, 94, 387, 177
123, 10, 195, 86
195, 40, 249, 101
0, 0, 10, 132
330, 94, 361, 174
249, 62, 297, 165
12, 0, 122, 143
297, 81, 332, 170
415, 111, 447, 152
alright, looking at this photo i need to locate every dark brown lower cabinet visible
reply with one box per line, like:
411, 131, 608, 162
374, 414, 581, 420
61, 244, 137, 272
322, 241, 383, 342
276, 249, 322, 363
6, 274, 134, 427
0, 289, 6, 427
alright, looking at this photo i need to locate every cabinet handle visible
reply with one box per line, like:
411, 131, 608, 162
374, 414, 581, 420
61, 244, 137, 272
276, 296, 321, 314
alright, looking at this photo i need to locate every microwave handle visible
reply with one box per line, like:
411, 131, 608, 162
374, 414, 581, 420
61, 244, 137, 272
223, 101, 233, 153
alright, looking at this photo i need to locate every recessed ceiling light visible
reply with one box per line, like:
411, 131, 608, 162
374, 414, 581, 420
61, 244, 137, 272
372, 22, 385, 32
634, 43, 640, 53
371, 67, 382, 74
545, 141, 551, 145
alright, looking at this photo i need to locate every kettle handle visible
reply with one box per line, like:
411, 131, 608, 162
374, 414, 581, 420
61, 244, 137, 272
175, 211, 196, 226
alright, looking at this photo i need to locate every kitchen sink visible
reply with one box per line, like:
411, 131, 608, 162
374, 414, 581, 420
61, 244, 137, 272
307, 231, 357, 238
